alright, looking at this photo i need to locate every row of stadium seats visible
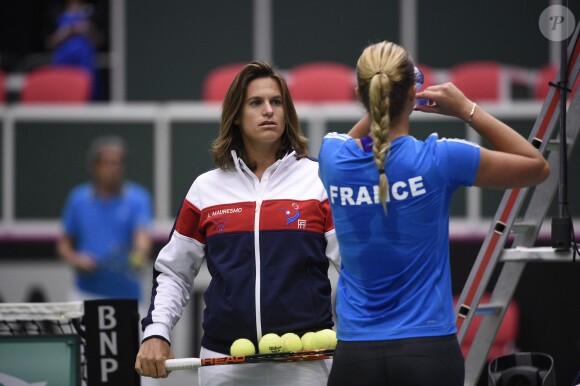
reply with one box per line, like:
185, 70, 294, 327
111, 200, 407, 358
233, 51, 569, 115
202, 61, 578, 104
201, 62, 357, 102
0, 61, 575, 104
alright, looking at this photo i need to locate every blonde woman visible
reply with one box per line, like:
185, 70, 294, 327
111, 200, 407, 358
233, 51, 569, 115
318, 41, 549, 385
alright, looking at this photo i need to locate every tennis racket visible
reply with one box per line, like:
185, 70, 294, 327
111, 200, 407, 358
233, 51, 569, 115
165, 349, 335, 371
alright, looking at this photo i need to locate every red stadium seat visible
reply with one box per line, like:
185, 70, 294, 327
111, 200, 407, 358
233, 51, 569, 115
449, 61, 505, 102
202, 63, 246, 102
288, 62, 356, 102
20, 66, 92, 104
0, 70, 5, 103
456, 293, 520, 361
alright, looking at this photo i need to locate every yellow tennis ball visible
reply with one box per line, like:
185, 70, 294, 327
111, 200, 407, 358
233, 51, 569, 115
301, 331, 317, 350
259, 333, 285, 354
313, 329, 337, 350
230, 338, 256, 356
281, 332, 303, 352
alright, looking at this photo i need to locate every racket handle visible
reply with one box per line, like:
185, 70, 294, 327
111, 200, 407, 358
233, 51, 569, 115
165, 358, 202, 370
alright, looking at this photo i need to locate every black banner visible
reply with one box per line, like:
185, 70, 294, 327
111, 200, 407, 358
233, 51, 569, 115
84, 299, 140, 385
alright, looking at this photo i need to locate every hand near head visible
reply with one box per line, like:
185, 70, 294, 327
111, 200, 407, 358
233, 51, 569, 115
416, 82, 549, 189
414, 82, 475, 122
135, 337, 174, 379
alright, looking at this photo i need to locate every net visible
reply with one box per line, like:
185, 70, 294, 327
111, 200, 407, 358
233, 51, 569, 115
0, 301, 87, 384
0, 299, 140, 386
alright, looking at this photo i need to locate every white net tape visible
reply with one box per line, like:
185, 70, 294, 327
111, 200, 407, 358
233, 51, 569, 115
0, 301, 84, 322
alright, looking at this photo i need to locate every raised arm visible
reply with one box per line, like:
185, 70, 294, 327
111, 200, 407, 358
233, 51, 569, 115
415, 83, 550, 189
347, 114, 371, 138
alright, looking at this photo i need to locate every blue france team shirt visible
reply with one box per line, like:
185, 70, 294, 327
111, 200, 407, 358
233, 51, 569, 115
318, 132, 480, 341
62, 182, 152, 300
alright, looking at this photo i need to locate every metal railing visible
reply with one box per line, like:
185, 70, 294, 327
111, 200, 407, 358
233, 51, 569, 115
0, 101, 556, 239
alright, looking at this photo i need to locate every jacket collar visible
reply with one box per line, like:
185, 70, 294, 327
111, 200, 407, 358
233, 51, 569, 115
230, 149, 296, 173
230, 149, 296, 190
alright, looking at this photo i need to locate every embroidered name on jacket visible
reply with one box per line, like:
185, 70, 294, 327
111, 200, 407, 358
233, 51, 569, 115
207, 207, 243, 217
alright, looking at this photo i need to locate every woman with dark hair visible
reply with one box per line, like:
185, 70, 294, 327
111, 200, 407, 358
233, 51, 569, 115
318, 41, 549, 386
136, 61, 339, 386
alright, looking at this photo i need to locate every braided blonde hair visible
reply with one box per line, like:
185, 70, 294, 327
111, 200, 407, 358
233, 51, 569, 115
356, 41, 415, 212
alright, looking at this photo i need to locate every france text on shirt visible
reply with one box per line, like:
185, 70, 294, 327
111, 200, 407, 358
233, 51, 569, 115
328, 176, 426, 206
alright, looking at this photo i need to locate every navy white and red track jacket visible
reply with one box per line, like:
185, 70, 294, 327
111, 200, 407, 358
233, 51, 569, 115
142, 150, 340, 354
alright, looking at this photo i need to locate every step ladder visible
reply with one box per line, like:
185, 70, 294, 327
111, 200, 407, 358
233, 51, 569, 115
455, 23, 580, 386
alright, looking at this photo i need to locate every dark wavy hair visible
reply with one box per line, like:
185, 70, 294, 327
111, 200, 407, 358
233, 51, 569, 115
211, 61, 308, 171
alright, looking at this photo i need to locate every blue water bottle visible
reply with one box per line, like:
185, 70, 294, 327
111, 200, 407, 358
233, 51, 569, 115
414, 66, 428, 107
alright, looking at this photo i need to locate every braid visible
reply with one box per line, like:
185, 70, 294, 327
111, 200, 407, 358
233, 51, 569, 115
356, 41, 415, 213
369, 73, 391, 212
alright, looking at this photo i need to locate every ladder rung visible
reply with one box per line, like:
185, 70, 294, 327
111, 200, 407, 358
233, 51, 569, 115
510, 221, 537, 233
457, 303, 504, 318
546, 138, 573, 152
474, 303, 503, 316
546, 139, 560, 152
500, 247, 575, 263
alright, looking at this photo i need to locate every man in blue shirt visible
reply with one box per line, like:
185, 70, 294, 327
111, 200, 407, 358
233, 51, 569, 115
57, 136, 153, 301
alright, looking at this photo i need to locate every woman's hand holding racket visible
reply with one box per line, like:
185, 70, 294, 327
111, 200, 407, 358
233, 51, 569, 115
135, 337, 175, 379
